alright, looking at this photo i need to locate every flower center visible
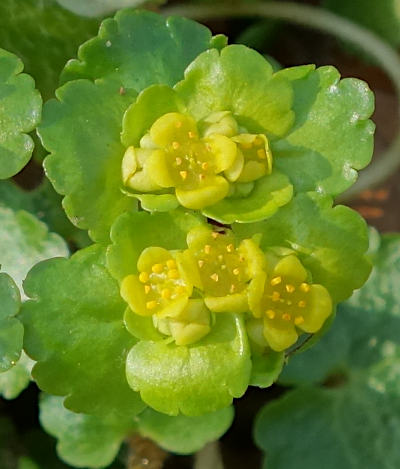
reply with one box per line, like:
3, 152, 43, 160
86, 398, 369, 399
194, 231, 248, 296
261, 275, 311, 326
138, 258, 188, 312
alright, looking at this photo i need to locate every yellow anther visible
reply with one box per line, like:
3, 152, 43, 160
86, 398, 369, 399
166, 259, 176, 269
230, 284, 236, 293
295, 316, 305, 325
139, 272, 149, 283
270, 276, 282, 286
272, 291, 281, 302
221, 265, 227, 270
168, 269, 180, 279
180, 170, 188, 180
257, 149, 266, 159
176, 285, 186, 295
204, 245, 211, 254
144, 285, 151, 294
199, 173, 206, 180
266, 309, 276, 319
161, 288, 171, 299
218, 254, 224, 261
239, 256, 245, 263
286, 284, 295, 293
233, 268, 240, 276
300, 283, 310, 293
202, 162, 209, 170
146, 300, 157, 310
152, 264, 163, 274
210, 273, 219, 282
298, 300, 306, 308
227, 244, 234, 253
188, 131, 196, 139
172, 141, 180, 150
287, 300, 292, 306
198, 259, 205, 268
282, 313, 291, 321
254, 136, 264, 146
175, 121, 182, 129
175, 157, 182, 166
211, 231, 219, 239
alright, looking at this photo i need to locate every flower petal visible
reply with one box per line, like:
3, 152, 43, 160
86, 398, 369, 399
263, 320, 298, 352
273, 255, 307, 282
224, 148, 244, 182
147, 149, 176, 188
298, 284, 332, 333
248, 272, 267, 318
137, 246, 172, 272
238, 239, 266, 277
150, 112, 198, 147
175, 250, 203, 290
120, 275, 149, 317
204, 291, 249, 313
204, 134, 237, 173
176, 176, 229, 209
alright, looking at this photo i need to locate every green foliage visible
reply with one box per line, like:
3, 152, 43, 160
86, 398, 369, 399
20, 245, 145, 417
0, 0, 100, 100
56, 0, 165, 18
0, 273, 22, 372
255, 233, 400, 468
0, 352, 33, 399
39, 394, 233, 466
0, 48, 41, 179
39, 10, 214, 242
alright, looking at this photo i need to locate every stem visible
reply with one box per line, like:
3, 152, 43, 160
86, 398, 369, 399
126, 434, 167, 469
194, 441, 224, 469
162, 2, 400, 200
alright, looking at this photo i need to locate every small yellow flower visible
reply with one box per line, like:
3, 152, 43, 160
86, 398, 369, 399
248, 254, 332, 351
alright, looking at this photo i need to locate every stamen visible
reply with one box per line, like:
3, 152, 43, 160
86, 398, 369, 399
168, 269, 179, 279
286, 284, 295, 293
175, 121, 182, 129
272, 291, 280, 302
175, 157, 182, 166
199, 173, 205, 180
221, 265, 227, 270
270, 276, 282, 286
180, 170, 188, 180
210, 273, 219, 282
295, 316, 304, 325
166, 259, 176, 269
300, 283, 310, 293
139, 272, 149, 283
161, 288, 171, 299
233, 268, 240, 276
144, 285, 151, 294
188, 131, 196, 139
298, 300, 306, 308
152, 264, 163, 274
286, 300, 292, 306
198, 260, 205, 268
218, 254, 224, 261
227, 244, 234, 253
211, 231, 219, 239
266, 309, 276, 319
202, 162, 209, 170
172, 141, 180, 150
282, 313, 291, 321
146, 300, 157, 309
204, 245, 211, 254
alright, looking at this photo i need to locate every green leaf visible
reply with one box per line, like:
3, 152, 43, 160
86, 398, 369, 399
107, 209, 204, 281
250, 348, 284, 388
40, 10, 214, 242
39, 394, 134, 468
233, 192, 371, 303
61, 10, 213, 89
255, 233, 400, 469
0, 0, 100, 100
0, 48, 41, 179
40, 79, 138, 243
323, 0, 400, 47
0, 205, 69, 294
56, 0, 165, 18
273, 64, 375, 196
137, 406, 234, 454
20, 245, 145, 417
0, 272, 22, 372
126, 314, 251, 416
175, 45, 294, 138
0, 352, 33, 399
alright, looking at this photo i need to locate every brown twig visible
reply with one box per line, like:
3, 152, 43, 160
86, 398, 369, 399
126, 434, 168, 469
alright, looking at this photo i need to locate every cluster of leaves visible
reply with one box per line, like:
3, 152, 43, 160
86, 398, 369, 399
0, 2, 389, 469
